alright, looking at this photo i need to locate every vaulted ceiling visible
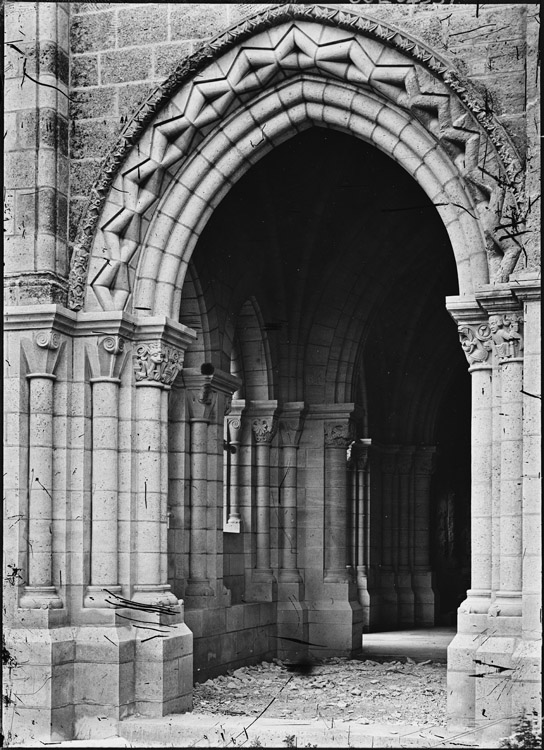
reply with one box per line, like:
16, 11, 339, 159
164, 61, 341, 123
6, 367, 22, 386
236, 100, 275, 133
181, 126, 469, 444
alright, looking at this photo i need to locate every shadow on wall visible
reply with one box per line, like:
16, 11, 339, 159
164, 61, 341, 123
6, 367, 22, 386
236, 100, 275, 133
431, 372, 471, 626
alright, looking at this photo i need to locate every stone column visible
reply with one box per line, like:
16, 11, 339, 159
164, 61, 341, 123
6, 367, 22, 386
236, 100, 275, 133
396, 447, 415, 626
277, 403, 307, 582
351, 440, 372, 625
412, 447, 437, 626
131, 331, 192, 607
276, 403, 308, 660
84, 335, 128, 608
378, 446, 399, 626
183, 366, 241, 604
183, 371, 216, 599
4, 3, 70, 307
470, 294, 525, 733
20, 330, 64, 610
224, 400, 245, 533
487, 310, 524, 617
323, 420, 355, 582
445, 299, 494, 728
250, 405, 278, 585
511, 275, 541, 719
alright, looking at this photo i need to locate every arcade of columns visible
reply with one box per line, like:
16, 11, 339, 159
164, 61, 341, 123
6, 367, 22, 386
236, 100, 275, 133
3, 3, 540, 744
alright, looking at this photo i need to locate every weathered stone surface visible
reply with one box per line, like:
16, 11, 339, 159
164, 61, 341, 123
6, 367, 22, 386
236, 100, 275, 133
100, 48, 154, 85
170, 3, 229, 40
3, 3, 540, 745
154, 42, 192, 79
71, 9, 116, 53
70, 53, 99, 87
117, 4, 168, 48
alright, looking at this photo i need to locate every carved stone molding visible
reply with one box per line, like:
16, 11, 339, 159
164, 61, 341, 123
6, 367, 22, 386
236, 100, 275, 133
458, 322, 492, 366
95, 334, 128, 380
67, 5, 524, 312
397, 449, 414, 475
278, 402, 308, 448
350, 439, 371, 470
21, 329, 66, 377
324, 421, 356, 449
133, 341, 183, 386
413, 448, 437, 476
488, 313, 524, 361
251, 416, 278, 445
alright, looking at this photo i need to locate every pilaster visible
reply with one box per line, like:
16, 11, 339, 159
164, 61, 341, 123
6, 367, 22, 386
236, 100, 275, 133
276, 403, 308, 661
244, 400, 279, 602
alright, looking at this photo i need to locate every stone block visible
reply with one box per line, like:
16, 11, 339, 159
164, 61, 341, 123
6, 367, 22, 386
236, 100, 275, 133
70, 119, 120, 160
100, 48, 153, 85
70, 87, 117, 121
70, 54, 99, 88
71, 10, 116, 53
170, 4, 229, 41
117, 5, 168, 48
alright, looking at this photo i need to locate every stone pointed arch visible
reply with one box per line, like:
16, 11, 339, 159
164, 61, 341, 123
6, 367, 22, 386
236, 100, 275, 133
67, 4, 525, 315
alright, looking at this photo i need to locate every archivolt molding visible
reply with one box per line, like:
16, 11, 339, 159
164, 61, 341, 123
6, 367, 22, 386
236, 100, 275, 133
68, 4, 525, 314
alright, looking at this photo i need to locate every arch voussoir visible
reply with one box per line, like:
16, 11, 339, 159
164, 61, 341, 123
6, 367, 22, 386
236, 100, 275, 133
68, 7, 523, 315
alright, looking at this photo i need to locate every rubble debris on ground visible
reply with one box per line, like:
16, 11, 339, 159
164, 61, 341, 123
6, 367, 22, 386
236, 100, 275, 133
193, 656, 448, 727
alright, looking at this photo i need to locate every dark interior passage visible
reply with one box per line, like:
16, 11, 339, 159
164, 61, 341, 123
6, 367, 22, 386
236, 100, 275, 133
182, 126, 472, 628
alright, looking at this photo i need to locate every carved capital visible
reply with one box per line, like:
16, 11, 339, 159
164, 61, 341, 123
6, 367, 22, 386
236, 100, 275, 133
133, 341, 183, 386
251, 416, 278, 444
278, 402, 307, 448
413, 447, 437, 476
488, 312, 524, 361
22, 329, 65, 376
397, 449, 414, 475
350, 439, 371, 470
458, 322, 492, 365
324, 421, 355, 449
35, 330, 60, 351
95, 335, 129, 380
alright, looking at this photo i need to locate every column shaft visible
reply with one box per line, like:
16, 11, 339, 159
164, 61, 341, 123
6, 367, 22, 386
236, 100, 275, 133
467, 364, 493, 608
496, 358, 523, 611
279, 444, 299, 576
187, 418, 213, 592
324, 445, 350, 582
24, 374, 62, 607
85, 378, 122, 607
255, 442, 272, 574
135, 382, 163, 595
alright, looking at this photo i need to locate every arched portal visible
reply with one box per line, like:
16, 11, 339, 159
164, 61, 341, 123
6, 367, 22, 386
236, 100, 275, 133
55, 4, 535, 739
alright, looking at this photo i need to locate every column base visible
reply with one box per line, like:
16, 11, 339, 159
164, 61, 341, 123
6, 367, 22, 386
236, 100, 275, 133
277, 585, 308, 662
184, 580, 215, 599
356, 566, 370, 631
307, 581, 363, 658
412, 569, 437, 626
3, 626, 75, 744
472, 616, 522, 743
396, 569, 415, 626
83, 585, 122, 609
132, 585, 181, 611
511, 638, 542, 719
447, 610, 488, 729
19, 585, 63, 610
490, 591, 523, 617
324, 567, 351, 583
244, 569, 277, 602
278, 567, 303, 584
378, 569, 398, 628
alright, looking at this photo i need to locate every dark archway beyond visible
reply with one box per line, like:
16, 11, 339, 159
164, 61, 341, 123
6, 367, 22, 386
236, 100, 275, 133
183, 126, 471, 630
